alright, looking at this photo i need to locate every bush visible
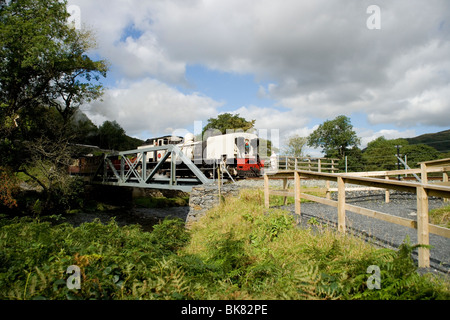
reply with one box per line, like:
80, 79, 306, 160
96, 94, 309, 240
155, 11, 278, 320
0, 217, 190, 300
1, 188, 449, 300
0, 166, 19, 209
429, 205, 450, 228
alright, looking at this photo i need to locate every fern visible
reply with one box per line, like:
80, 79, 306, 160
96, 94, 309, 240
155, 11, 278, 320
145, 257, 190, 300
1, 197, 449, 300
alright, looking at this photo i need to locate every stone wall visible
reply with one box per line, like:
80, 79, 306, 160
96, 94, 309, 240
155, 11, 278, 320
186, 182, 241, 225
131, 187, 189, 199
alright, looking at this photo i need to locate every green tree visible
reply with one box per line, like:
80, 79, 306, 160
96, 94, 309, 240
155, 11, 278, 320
0, 0, 107, 214
340, 146, 365, 172
68, 109, 100, 146
98, 120, 127, 151
46, 29, 107, 124
441, 151, 450, 159
401, 144, 441, 168
307, 115, 360, 159
202, 113, 255, 138
362, 137, 408, 171
283, 134, 307, 157
96, 120, 143, 151
0, 0, 107, 133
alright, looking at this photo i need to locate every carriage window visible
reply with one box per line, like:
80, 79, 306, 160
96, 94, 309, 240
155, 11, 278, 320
245, 139, 250, 155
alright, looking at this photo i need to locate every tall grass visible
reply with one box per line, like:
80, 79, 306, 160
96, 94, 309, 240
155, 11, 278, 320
0, 188, 449, 300
183, 189, 450, 299
429, 205, 450, 228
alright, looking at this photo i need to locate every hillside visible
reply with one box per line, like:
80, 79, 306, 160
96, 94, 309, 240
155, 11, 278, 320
405, 129, 450, 153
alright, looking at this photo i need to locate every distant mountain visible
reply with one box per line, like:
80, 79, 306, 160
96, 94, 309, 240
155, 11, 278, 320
405, 129, 450, 153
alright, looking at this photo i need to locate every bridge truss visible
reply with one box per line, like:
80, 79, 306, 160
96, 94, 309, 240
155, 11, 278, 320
92, 144, 213, 192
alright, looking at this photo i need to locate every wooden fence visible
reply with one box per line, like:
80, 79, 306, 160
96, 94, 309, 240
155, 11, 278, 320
262, 156, 339, 173
263, 166, 450, 268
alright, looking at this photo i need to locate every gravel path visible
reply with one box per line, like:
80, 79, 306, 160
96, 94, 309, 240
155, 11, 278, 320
235, 179, 450, 274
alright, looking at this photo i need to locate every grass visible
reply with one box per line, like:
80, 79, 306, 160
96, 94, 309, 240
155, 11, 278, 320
268, 186, 327, 206
183, 188, 450, 299
429, 204, 450, 228
0, 188, 449, 300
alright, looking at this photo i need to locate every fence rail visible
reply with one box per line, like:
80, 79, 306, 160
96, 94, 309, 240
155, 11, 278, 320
263, 166, 450, 268
262, 156, 339, 173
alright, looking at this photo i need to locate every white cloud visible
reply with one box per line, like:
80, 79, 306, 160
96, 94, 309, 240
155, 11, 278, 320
84, 78, 222, 139
160, 0, 448, 128
69, 0, 450, 139
69, 0, 188, 83
234, 105, 308, 133
111, 33, 186, 83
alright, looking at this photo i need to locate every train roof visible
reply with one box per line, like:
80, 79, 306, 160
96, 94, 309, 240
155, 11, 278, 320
142, 135, 184, 145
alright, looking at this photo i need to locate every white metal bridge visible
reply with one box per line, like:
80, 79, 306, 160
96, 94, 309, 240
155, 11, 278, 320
92, 144, 213, 192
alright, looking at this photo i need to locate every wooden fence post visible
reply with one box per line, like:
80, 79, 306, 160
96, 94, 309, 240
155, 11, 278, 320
444, 172, 449, 203
337, 176, 346, 233
264, 174, 270, 208
326, 181, 331, 200
282, 178, 288, 205
385, 175, 390, 203
294, 172, 301, 217
421, 163, 428, 184
416, 185, 430, 268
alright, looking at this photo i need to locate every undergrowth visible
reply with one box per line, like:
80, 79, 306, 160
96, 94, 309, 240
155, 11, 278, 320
133, 196, 189, 209
0, 188, 449, 300
268, 186, 326, 206
429, 205, 450, 228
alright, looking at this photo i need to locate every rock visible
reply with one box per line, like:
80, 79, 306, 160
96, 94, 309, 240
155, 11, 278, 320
186, 182, 241, 225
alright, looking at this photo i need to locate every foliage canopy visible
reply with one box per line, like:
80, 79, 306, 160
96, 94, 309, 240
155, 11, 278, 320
283, 134, 307, 157
307, 115, 360, 159
0, 0, 107, 128
202, 113, 255, 137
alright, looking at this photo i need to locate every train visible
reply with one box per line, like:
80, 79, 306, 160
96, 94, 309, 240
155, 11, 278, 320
137, 132, 264, 178
69, 132, 265, 180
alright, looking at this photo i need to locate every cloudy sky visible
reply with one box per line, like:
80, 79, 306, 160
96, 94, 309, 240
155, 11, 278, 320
68, 0, 450, 155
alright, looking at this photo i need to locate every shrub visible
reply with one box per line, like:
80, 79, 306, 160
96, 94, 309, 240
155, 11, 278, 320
429, 205, 450, 228
1, 188, 449, 300
0, 217, 190, 300
0, 166, 19, 209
